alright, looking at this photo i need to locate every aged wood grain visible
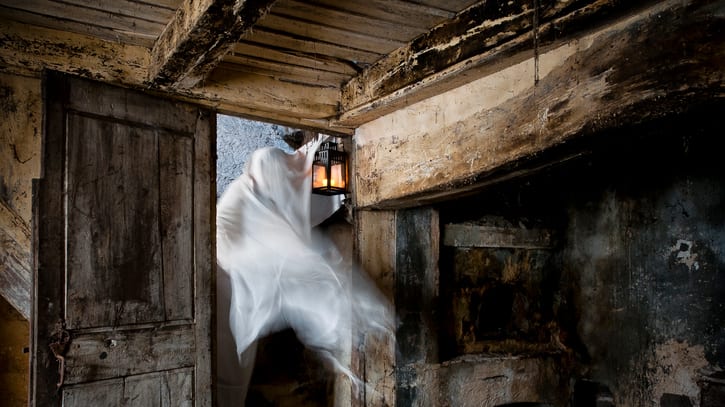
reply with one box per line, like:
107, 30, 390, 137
395, 208, 440, 406
338, 0, 661, 126
310, 0, 456, 28
0, 199, 31, 320
160, 133, 195, 321
0, 2, 164, 48
63, 326, 195, 384
270, 1, 423, 43
230, 42, 358, 76
33, 72, 69, 407
353, 0, 725, 208
199, 67, 341, 119
149, 0, 276, 89
124, 369, 194, 407
34, 73, 214, 406
353, 210, 396, 407
192, 108, 214, 407
256, 13, 404, 54
65, 114, 164, 329
237, 28, 382, 66
61, 368, 193, 407
0, 19, 150, 82
67, 79, 199, 134
443, 224, 556, 249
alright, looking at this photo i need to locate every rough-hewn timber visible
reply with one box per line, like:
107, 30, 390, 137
0, 19, 354, 135
338, 0, 661, 126
353, 0, 725, 208
353, 210, 396, 407
0, 199, 31, 320
149, 0, 276, 89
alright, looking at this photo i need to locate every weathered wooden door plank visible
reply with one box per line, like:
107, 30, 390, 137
32, 72, 214, 406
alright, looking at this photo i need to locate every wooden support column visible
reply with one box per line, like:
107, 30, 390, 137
354, 210, 396, 407
353, 207, 440, 406
394, 207, 439, 407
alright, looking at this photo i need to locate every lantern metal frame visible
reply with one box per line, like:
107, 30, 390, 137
311, 140, 349, 195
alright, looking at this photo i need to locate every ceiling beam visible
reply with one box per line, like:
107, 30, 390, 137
337, 0, 660, 127
353, 0, 724, 208
0, 199, 32, 320
0, 19, 150, 82
0, 19, 353, 134
148, 0, 277, 89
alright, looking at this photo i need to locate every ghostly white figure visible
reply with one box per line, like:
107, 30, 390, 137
216, 139, 393, 406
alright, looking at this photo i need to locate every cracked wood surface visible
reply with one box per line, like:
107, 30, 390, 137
353, 0, 725, 208
0, 199, 31, 320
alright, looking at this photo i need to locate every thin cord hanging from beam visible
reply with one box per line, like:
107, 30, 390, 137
533, 0, 540, 85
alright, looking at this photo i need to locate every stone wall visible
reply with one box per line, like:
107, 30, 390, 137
216, 114, 292, 197
437, 104, 724, 406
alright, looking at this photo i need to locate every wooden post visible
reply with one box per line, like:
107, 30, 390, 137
353, 207, 440, 406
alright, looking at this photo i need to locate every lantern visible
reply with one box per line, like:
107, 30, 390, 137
312, 140, 349, 195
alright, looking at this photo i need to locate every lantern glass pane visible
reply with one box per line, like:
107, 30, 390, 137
330, 163, 345, 188
312, 164, 328, 188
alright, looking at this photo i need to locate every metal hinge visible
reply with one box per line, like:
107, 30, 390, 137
49, 320, 71, 389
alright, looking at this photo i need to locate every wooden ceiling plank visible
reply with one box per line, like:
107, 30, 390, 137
187, 67, 341, 119
407, 0, 479, 13
231, 42, 357, 75
219, 57, 349, 87
135, 0, 182, 10
258, 13, 404, 54
0, 19, 349, 134
242, 28, 382, 66
53, 0, 178, 24
0, 1, 165, 44
308, 0, 454, 26
213, 103, 354, 136
272, 0, 423, 43
148, 0, 277, 89
339, 0, 532, 124
0, 6, 158, 47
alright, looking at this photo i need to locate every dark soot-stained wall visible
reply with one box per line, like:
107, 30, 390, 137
439, 104, 724, 406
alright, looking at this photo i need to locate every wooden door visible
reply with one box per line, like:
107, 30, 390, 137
32, 72, 215, 406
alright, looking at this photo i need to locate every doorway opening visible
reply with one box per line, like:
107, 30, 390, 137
215, 114, 350, 407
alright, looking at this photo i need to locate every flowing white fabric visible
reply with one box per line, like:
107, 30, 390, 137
216, 141, 393, 405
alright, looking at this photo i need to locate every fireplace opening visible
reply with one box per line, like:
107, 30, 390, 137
435, 102, 724, 406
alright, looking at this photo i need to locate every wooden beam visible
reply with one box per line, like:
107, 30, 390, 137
353, 0, 725, 208
443, 224, 556, 249
0, 199, 31, 320
0, 19, 353, 134
0, 18, 149, 83
148, 0, 277, 89
337, 0, 661, 127
160, 67, 354, 134
353, 210, 396, 406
